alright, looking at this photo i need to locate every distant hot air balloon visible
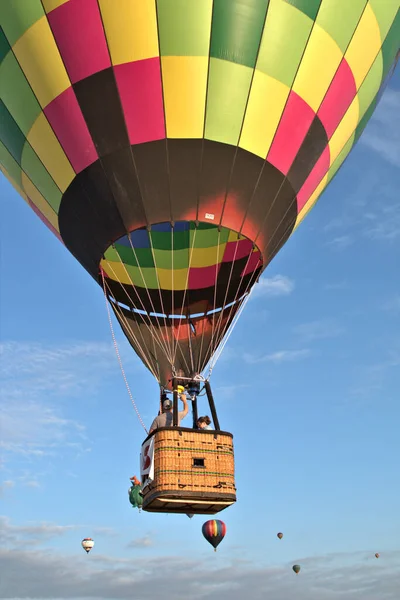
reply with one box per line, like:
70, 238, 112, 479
292, 565, 301, 575
186, 514, 194, 519
375, 553, 380, 559
202, 520, 226, 551
277, 532, 283, 539
81, 538, 94, 554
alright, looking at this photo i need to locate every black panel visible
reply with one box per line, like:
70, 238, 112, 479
198, 140, 237, 221
288, 115, 329, 193
131, 140, 171, 224
101, 147, 148, 230
73, 68, 130, 157
59, 161, 126, 278
168, 139, 203, 221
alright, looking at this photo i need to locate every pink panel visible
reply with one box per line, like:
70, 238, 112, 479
222, 239, 253, 262
188, 265, 221, 290
296, 146, 330, 212
318, 59, 357, 139
241, 250, 262, 277
44, 87, 98, 173
267, 91, 315, 175
28, 198, 63, 242
48, 0, 110, 84
114, 59, 165, 144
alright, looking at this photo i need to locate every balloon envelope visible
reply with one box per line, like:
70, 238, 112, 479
292, 565, 301, 574
0, 2, 398, 386
81, 538, 94, 554
375, 553, 380, 558
202, 519, 226, 551
277, 532, 283, 539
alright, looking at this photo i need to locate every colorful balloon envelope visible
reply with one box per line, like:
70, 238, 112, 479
375, 553, 380, 558
0, 2, 398, 388
292, 565, 301, 574
277, 532, 283, 539
202, 519, 226, 551
81, 538, 94, 554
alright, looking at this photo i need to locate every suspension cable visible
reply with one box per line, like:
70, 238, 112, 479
101, 269, 149, 434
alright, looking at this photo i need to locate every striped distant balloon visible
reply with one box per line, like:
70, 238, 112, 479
202, 519, 226, 551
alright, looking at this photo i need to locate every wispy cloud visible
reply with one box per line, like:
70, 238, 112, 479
0, 340, 129, 460
127, 535, 154, 549
243, 349, 311, 365
294, 319, 346, 342
250, 275, 295, 299
360, 88, 400, 169
326, 235, 354, 251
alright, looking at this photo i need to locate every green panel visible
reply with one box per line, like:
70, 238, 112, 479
0, 100, 26, 163
21, 143, 61, 211
192, 221, 215, 231
112, 244, 139, 267
284, 0, 321, 21
0, 52, 41, 135
153, 248, 189, 269
126, 265, 159, 289
369, 0, 399, 41
190, 224, 230, 248
316, 0, 366, 54
133, 247, 156, 269
327, 135, 354, 183
157, 0, 212, 56
205, 58, 253, 145
150, 229, 189, 251
354, 98, 377, 142
0, 0, 45, 47
0, 140, 22, 185
257, 0, 312, 86
381, 10, 400, 81
0, 25, 10, 62
356, 54, 382, 119
210, 0, 269, 68
104, 246, 122, 263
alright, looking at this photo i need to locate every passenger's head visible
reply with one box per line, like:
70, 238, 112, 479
197, 416, 211, 429
163, 399, 173, 412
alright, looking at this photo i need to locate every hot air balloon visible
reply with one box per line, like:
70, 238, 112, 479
186, 514, 194, 519
81, 538, 94, 554
128, 476, 143, 511
277, 532, 283, 539
202, 520, 226, 551
292, 565, 301, 575
375, 553, 380, 558
1, 1, 398, 515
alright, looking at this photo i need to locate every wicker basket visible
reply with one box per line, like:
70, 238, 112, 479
141, 427, 236, 514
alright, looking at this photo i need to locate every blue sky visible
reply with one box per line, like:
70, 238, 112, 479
1, 72, 399, 599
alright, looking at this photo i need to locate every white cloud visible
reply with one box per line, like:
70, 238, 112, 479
326, 235, 354, 250
294, 319, 346, 342
250, 275, 295, 299
360, 88, 400, 169
244, 349, 311, 365
0, 535, 399, 600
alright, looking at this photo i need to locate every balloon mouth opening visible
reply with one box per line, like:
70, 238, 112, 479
100, 220, 263, 319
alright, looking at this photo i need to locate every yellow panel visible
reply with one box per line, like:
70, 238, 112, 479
228, 230, 246, 242
162, 56, 208, 138
157, 268, 188, 291
190, 244, 225, 268
102, 260, 133, 285
26, 113, 75, 192
99, 0, 159, 64
345, 4, 382, 89
22, 173, 59, 231
0, 165, 29, 203
12, 16, 70, 108
329, 97, 359, 163
240, 71, 290, 158
41, 0, 69, 12
295, 175, 328, 229
293, 22, 343, 112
